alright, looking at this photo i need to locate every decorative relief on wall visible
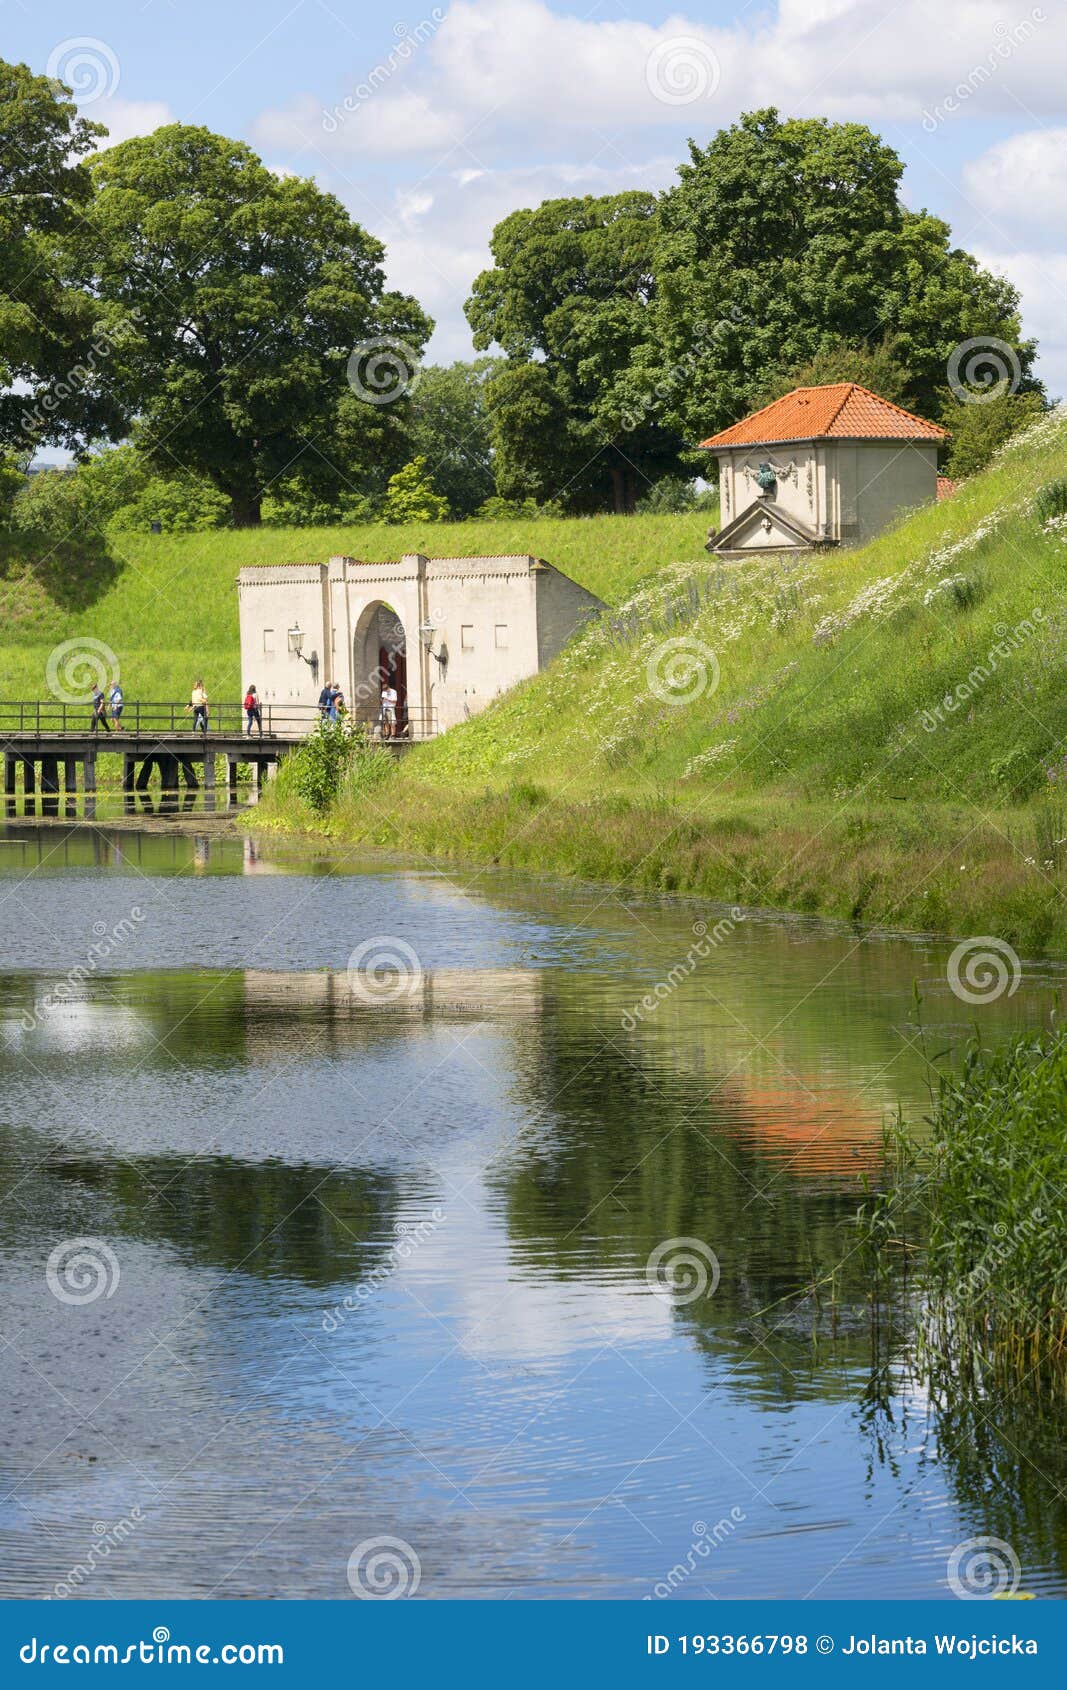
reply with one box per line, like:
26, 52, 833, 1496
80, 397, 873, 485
743, 457, 799, 492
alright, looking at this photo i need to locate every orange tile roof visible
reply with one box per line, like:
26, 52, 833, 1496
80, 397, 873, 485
699, 383, 949, 449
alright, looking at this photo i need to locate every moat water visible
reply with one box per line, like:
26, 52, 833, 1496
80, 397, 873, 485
1, 825, 1064, 1599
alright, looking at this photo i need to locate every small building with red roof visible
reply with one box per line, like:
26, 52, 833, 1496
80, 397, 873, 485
699, 383, 949, 554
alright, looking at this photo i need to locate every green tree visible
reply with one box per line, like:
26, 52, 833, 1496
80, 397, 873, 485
466, 193, 685, 514
78, 125, 432, 526
0, 451, 28, 522
0, 59, 125, 454
407, 358, 499, 517
940, 389, 1046, 480
642, 109, 1038, 444
382, 456, 449, 523
755, 335, 919, 410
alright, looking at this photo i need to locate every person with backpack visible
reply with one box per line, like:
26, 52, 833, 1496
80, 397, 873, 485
109, 679, 124, 730
244, 684, 262, 736
317, 680, 332, 720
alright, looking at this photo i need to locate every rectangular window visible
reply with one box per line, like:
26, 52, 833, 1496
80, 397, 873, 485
461, 624, 475, 650
494, 624, 509, 649
263, 628, 275, 654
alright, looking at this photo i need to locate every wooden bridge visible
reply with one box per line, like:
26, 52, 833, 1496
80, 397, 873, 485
0, 701, 436, 818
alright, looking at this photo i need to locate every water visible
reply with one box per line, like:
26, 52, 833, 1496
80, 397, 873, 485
1, 824, 1065, 1601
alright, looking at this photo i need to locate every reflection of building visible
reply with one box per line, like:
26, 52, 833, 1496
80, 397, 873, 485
700, 384, 948, 553
237, 554, 603, 734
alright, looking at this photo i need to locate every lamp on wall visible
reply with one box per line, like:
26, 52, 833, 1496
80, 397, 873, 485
287, 622, 319, 680
419, 619, 447, 667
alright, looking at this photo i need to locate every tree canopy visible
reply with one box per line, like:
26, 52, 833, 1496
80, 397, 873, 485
639, 109, 1038, 445
407, 359, 499, 518
466, 192, 685, 514
77, 124, 432, 525
0, 60, 124, 453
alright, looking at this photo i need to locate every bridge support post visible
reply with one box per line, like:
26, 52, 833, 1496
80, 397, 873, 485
23, 757, 36, 817
123, 753, 135, 812
83, 751, 96, 820
203, 750, 215, 813
179, 757, 198, 790
4, 753, 15, 818
64, 758, 78, 820
40, 756, 59, 819
227, 755, 239, 808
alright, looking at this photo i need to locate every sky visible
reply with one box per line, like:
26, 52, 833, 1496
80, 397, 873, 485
4, 0, 1066, 393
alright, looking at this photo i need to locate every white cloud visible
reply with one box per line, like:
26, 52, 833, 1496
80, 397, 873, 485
253, 0, 1067, 165
963, 130, 1067, 251
93, 97, 173, 149
975, 247, 1067, 401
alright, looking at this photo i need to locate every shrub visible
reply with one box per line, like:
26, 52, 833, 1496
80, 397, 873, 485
1035, 478, 1067, 526
275, 720, 367, 813
383, 457, 449, 523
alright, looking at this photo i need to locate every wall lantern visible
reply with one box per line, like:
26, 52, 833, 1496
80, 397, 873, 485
419, 620, 447, 667
288, 622, 319, 680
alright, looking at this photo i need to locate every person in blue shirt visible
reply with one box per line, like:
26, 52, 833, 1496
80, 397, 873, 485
109, 680, 124, 730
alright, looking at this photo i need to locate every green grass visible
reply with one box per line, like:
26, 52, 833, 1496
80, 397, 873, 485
256, 406, 1067, 953
0, 511, 705, 701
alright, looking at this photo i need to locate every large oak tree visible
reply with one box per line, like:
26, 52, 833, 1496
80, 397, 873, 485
466, 192, 685, 514
638, 109, 1037, 443
0, 59, 124, 453
80, 125, 432, 525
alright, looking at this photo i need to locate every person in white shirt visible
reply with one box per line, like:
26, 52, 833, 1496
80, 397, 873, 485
380, 682, 398, 739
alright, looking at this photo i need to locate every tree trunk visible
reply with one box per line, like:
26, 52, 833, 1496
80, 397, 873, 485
610, 466, 626, 515
230, 492, 262, 528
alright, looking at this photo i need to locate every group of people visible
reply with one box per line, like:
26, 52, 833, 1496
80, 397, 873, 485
87, 676, 399, 737
89, 681, 124, 731
88, 680, 263, 735
317, 681, 347, 723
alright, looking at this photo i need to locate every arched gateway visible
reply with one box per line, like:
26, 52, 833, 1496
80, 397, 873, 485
351, 601, 407, 730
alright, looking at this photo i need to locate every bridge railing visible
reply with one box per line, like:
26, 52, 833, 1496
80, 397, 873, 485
0, 701, 439, 740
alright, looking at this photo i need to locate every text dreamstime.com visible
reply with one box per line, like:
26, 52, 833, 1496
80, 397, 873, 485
19, 1632, 284, 1667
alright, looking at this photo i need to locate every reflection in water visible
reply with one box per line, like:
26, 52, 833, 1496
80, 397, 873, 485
0, 831, 1066, 1598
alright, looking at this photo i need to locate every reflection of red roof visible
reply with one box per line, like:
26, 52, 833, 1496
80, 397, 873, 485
699, 383, 949, 449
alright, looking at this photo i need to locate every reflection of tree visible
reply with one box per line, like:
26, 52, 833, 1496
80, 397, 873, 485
496, 1011, 903, 1403
0, 1133, 395, 1289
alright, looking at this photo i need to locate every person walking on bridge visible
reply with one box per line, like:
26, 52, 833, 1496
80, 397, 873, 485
90, 685, 111, 733
189, 679, 209, 734
244, 684, 262, 736
109, 680, 124, 730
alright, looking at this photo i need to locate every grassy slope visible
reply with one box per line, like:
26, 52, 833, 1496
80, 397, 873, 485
0, 512, 704, 701
264, 408, 1067, 953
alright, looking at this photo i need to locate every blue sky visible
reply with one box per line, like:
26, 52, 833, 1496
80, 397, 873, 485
5, 0, 1066, 391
